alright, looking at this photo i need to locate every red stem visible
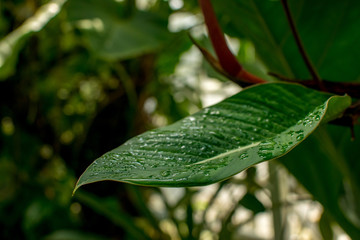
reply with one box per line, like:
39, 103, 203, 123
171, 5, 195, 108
198, 0, 241, 76
198, 0, 265, 84
280, 0, 321, 83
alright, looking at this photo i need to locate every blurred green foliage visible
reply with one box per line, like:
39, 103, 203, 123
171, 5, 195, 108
0, 0, 197, 239
1, 0, 360, 239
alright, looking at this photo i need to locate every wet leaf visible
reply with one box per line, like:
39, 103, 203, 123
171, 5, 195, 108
74, 83, 350, 191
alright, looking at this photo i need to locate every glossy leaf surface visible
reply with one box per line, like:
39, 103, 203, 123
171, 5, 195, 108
75, 83, 350, 191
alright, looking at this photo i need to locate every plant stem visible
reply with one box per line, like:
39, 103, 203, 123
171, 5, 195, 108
269, 162, 287, 240
198, 0, 265, 84
280, 0, 321, 83
198, 0, 242, 77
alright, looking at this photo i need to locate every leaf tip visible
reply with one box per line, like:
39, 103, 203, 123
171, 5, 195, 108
73, 174, 88, 196
72, 182, 82, 196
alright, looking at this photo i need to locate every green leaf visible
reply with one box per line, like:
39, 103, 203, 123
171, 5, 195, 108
74, 83, 350, 191
66, 0, 171, 60
213, 0, 360, 82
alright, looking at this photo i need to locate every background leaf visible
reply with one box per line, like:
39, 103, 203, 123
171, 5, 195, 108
212, 0, 360, 81
75, 83, 350, 190
66, 0, 171, 60
280, 125, 360, 238
0, 0, 66, 80
238, 192, 265, 215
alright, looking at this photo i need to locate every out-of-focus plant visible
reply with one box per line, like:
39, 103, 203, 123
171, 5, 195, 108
1, 0, 360, 240
0, 0, 195, 239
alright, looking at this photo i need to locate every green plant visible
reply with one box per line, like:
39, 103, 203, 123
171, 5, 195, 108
2, 0, 360, 239
74, 0, 360, 239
